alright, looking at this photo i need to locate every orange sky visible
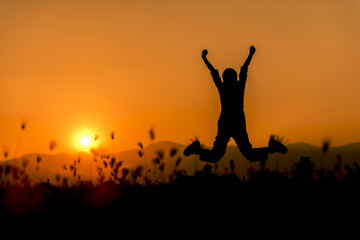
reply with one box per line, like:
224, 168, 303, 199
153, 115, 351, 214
1, 0, 360, 158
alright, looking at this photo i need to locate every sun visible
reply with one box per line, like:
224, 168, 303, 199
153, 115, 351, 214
74, 130, 98, 152
79, 135, 92, 148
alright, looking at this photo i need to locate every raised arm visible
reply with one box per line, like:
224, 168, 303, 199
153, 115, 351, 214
202, 49, 222, 88
239, 46, 256, 84
202, 49, 216, 72
243, 46, 256, 68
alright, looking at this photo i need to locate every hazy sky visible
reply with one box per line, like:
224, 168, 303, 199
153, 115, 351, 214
1, 0, 360, 157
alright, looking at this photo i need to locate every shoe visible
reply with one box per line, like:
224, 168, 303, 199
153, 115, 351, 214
268, 138, 288, 154
183, 140, 201, 156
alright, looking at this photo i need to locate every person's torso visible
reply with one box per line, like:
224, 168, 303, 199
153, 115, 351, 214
218, 81, 245, 117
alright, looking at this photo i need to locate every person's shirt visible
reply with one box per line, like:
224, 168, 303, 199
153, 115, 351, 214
210, 66, 248, 118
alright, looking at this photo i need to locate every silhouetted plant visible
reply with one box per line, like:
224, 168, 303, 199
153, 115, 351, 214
2, 146, 9, 159
97, 166, 102, 176
122, 168, 129, 179
156, 150, 164, 160
5, 165, 11, 176
12, 167, 20, 181
229, 159, 235, 172
110, 160, 122, 182
322, 138, 331, 154
175, 157, 182, 168
158, 163, 165, 172
334, 154, 342, 179
110, 131, 115, 140
62, 178, 68, 187
270, 134, 285, 144
14, 119, 28, 157
98, 174, 105, 184
320, 138, 331, 171
49, 140, 57, 151
91, 148, 99, 157
214, 163, 218, 176
110, 131, 115, 156
21, 158, 29, 169
149, 127, 155, 141
110, 157, 116, 168
170, 148, 178, 157
137, 150, 143, 157
131, 165, 143, 184
20, 119, 27, 130
152, 157, 160, 165
55, 174, 60, 183
137, 141, 148, 184
201, 164, 213, 176
293, 156, 314, 183
94, 135, 99, 141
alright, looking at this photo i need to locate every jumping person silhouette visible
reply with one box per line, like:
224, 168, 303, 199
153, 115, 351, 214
184, 46, 288, 163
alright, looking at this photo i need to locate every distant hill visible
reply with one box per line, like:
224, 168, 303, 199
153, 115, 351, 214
269, 141, 360, 171
1, 141, 360, 185
0, 141, 200, 185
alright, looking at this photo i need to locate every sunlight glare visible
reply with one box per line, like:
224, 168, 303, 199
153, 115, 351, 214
79, 135, 92, 148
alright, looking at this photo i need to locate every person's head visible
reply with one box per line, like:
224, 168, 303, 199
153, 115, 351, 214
222, 68, 237, 84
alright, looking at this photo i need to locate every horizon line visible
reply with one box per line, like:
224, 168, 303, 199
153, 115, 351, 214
2, 140, 360, 161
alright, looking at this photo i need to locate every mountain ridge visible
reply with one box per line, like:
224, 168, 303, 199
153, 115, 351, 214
4, 141, 360, 162
1, 141, 360, 185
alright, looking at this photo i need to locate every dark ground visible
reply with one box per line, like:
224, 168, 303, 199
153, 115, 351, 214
1, 157, 360, 233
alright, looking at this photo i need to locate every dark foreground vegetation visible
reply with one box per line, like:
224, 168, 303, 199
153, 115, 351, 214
1, 155, 360, 228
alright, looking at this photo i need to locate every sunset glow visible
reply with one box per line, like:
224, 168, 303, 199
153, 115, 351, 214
79, 135, 92, 148
0, 0, 359, 157
1, 0, 360, 224
74, 131, 96, 151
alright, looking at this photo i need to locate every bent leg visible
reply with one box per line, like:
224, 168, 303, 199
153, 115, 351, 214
199, 134, 230, 163
233, 132, 268, 162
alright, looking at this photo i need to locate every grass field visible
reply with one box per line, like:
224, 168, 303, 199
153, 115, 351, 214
1, 153, 360, 225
